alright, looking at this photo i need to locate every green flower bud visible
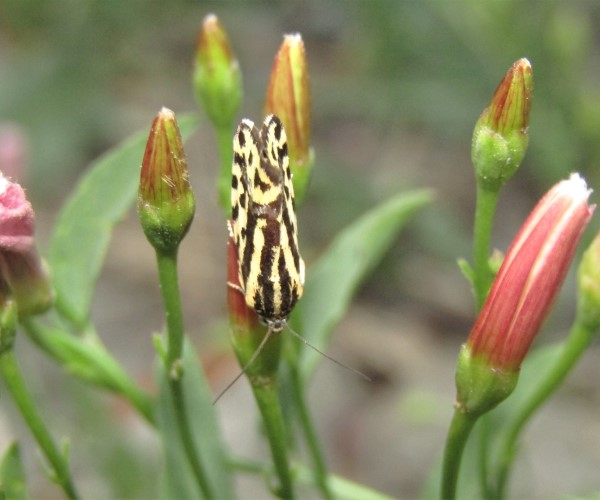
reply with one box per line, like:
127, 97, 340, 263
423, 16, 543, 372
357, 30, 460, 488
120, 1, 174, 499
577, 231, 600, 330
472, 58, 533, 192
138, 108, 195, 254
194, 14, 242, 130
264, 34, 313, 203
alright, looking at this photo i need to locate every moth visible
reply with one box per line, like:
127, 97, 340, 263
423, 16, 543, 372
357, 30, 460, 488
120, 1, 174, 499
215, 115, 368, 403
230, 114, 305, 330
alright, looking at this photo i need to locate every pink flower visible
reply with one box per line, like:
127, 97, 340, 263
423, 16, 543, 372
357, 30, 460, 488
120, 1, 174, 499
467, 173, 594, 371
0, 173, 53, 316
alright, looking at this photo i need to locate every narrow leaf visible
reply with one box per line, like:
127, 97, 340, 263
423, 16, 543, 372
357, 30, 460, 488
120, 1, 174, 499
49, 114, 198, 327
156, 339, 233, 499
0, 443, 30, 500
298, 189, 433, 378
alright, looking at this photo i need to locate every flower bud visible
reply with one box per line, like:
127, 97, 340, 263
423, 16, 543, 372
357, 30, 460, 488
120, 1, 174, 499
0, 174, 53, 317
577, 232, 600, 330
456, 174, 593, 416
194, 14, 242, 130
472, 58, 533, 191
138, 108, 195, 254
264, 34, 313, 202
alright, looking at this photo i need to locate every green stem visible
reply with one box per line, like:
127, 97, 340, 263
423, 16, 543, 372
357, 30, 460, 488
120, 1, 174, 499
477, 414, 492, 498
230, 456, 395, 500
472, 185, 500, 310
493, 318, 598, 499
471, 185, 500, 497
289, 365, 332, 499
22, 319, 155, 426
0, 349, 79, 499
216, 124, 234, 211
251, 378, 295, 499
155, 250, 213, 498
440, 408, 477, 500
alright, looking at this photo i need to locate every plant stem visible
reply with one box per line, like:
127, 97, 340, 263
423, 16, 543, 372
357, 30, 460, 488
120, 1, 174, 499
0, 349, 79, 500
289, 364, 332, 499
216, 124, 234, 211
471, 185, 500, 497
493, 318, 598, 499
472, 185, 500, 310
251, 378, 295, 499
440, 408, 477, 500
155, 250, 213, 499
477, 414, 492, 498
229, 456, 395, 500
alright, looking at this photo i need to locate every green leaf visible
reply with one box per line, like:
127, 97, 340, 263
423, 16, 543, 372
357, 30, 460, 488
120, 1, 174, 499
23, 320, 154, 425
298, 189, 433, 379
48, 114, 199, 328
457, 258, 475, 285
156, 339, 233, 499
0, 443, 30, 500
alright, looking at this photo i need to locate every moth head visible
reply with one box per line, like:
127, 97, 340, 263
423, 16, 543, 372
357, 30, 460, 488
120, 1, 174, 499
263, 316, 287, 333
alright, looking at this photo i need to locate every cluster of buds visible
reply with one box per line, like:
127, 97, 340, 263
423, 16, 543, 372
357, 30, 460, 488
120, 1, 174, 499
472, 58, 533, 192
456, 174, 594, 416
194, 14, 314, 204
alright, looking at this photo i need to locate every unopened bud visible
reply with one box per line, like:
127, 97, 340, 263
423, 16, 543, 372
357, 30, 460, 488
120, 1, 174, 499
138, 108, 195, 254
194, 14, 242, 130
265, 34, 313, 202
472, 58, 533, 191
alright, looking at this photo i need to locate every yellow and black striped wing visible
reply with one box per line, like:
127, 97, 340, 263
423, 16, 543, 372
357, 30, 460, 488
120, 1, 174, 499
231, 115, 305, 324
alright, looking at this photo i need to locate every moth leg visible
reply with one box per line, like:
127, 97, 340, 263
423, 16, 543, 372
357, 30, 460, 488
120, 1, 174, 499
227, 282, 245, 295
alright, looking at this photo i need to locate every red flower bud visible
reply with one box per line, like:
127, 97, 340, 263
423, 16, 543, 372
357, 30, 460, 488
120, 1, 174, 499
456, 174, 594, 415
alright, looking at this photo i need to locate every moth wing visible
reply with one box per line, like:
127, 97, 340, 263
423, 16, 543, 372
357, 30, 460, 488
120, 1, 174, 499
231, 119, 260, 288
263, 115, 305, 303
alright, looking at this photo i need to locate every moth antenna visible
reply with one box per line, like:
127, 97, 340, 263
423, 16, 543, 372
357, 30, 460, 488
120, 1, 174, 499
213, 327, 276, 405
284, 324, 372, 382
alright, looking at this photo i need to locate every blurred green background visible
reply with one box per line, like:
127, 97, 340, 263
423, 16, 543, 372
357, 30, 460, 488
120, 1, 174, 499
2, 0, 600, 498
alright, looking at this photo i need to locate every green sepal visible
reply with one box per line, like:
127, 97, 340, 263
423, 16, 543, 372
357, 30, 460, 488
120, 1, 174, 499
471, 125, 528, 192
138, 191, 195, 255
455, 344, 519, 418
0, 300, 18, 356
